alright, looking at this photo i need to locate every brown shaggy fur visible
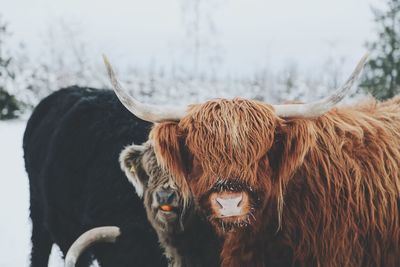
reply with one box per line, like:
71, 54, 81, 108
150, 97, 400, 267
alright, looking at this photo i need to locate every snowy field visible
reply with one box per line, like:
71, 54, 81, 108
0, 120, 64, 267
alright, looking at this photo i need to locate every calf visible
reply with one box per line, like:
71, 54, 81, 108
66, 142, 221, 267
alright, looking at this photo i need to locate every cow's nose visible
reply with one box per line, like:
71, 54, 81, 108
156, 190, 176, 205
210, 192, 249, 218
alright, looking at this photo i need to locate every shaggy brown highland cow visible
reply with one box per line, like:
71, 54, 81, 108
104, 54, 400, 267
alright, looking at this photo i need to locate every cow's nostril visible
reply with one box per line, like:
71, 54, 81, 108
167, 191, 175, 203
215, 198, 223, 209
156, 190, 175, 205
236, 193, 243, 207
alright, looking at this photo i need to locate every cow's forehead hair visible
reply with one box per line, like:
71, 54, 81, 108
141, 145, 176, 188
179, 98, 278, 178
141, 144, 191, 210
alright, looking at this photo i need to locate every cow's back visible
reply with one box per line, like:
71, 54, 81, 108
24, 86, 166, 266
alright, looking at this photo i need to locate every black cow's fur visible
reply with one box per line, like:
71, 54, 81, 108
23, 86, 167, 267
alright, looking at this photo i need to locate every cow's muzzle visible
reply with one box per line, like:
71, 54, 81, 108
153, 188, 180, 223
210, 191, 250, 218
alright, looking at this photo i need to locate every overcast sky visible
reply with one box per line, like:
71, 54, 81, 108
1, 0, 382, 76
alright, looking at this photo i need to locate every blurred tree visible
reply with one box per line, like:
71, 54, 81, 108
180, 0, 225, 77
0, 18, 22, 120
361, 0, 400, 99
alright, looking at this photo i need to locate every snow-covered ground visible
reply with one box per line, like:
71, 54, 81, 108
0, 120, 64, 267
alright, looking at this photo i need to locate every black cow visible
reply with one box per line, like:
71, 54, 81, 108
23, 86, 167, 267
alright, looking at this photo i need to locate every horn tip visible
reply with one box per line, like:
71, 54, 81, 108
360, 52, 369, 65
102, 54, 109, 64
102, 55, 111, 71
102, 54, 115, 82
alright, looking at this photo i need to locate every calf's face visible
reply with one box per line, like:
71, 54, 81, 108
120, 143, 191, 231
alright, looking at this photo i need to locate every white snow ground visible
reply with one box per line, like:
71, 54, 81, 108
0, 120, 64, 267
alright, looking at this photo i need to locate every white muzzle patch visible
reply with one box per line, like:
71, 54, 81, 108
216, 194, 243, 217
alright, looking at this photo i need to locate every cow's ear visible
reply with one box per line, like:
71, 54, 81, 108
119, 144, 147, 198
269, 119, 315, 190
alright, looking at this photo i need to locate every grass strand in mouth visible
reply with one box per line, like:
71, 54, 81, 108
159, 205, 174, 212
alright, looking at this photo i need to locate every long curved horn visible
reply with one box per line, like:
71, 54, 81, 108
64, 226, 121, 267
103, 55, 187, 122
273, 53, 369, 118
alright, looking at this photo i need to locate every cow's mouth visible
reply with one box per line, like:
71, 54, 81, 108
156, 205, 179, 222
152, 188, 181, 220
158, 204, 175, 212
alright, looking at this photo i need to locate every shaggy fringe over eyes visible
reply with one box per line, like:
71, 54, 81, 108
150, 122, 191, 207
180, 99, 277, 190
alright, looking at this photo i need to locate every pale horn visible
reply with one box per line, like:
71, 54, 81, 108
103, 55, 187, 122
64, 226, 121, 267
273, 53, 369, 118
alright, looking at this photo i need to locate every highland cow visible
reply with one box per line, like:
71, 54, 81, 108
105, 54, 400, 267
65, 142, 221, 267
120, 142, 221, 267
